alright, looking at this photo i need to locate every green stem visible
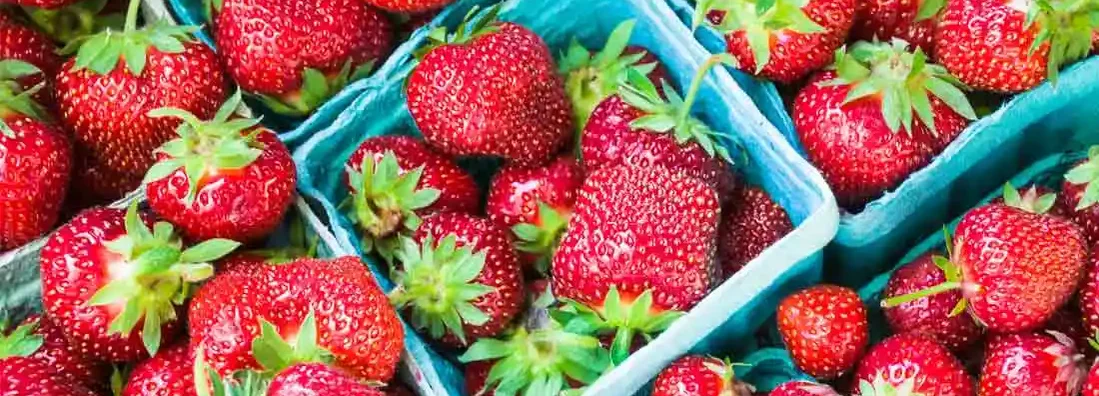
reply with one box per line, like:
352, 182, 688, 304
677, 54, 726, 124
880, 281, 963, 308
123, 0, 141, 33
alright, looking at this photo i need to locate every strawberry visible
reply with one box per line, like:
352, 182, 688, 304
991, 182, 1068, 218
122, 342, 194, 396
978, 331, 1087, 395
5, 0, 81, 9
881, 252, 982, 352
652, 355, 755, 396
361, 0, 452, 12
883, 203, 1088, 333
1, 315, 110, 392
268, 363, 385, 396
0, 61, 72, 250
1079, 243, 1099, 334
557, 20, 668, 132
851, 0, 943, 53
214, 0, 392, 116
464, 360, 493, 396
934, 0, 1098, 93
1060, 147, 1099, 243
580, 55, 737, 199
768, 381, 841, 395
56, 7, 229, 204
0, 21, 62, 108
717, 184, 793, 276
143, 91, 296, 243
189, 256, 404, 382
793, 40, 975, 209
1085, 360, 1099, 396
406, 7, 573, 166
851, 333, 973, 395
343, 135, 478, 262
0, 356, 98, 395
487, 155, 583, 274
777, 285, 869, 380
390, 212, 524, 347
694, 0, 856, 84
552, 165, 720, 363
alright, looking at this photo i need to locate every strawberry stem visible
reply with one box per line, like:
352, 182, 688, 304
123, 0, 140, 33
880, 281, 962, 307
676, 54, 733, 124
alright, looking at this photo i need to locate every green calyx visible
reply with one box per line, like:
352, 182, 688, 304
144, 90, 265, 205
824, 39, 977, 135
388, 235, 496, 345
1001, 182, 1058, 214
618, 54, 736, 163
251, 310, 334, 375
23, 0, 124, 45
1024, 0, 1099, 84
0, 322, 43, 359
558, 19, 659, 133
254, 59, 376, 117
458, 323, 611, 396
415, 4, 501, 58
694, 0, 825, 72
194, 345, 272, 396
62, 0, 200, 77
857, 375, 926, 396
880, 227, 968, 316
343, 150, 440, 263
552, 287, 684, 365
88, 201, 241, 356
1065, 146, 1099, 210
914, 0, 947, 21
511, 202, 569, 276
0, 60, 50, 138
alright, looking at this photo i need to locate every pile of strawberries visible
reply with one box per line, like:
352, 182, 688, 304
652, 148, 1099, 395
696, 0, 1099, 211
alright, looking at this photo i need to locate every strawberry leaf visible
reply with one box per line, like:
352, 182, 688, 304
0, 322, 44, 359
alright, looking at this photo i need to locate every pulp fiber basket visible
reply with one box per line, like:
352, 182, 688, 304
0, 195, 438, 395
665, 0, 1099, 286
292, 0, 839, 394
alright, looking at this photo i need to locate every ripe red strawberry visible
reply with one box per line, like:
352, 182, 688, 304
652, 355, 755, 396
464, 360, 493, 396
718, 184, 793, 276
851, 0, 943, 53
406, 9, 573, 166
215, 0, 392, 116
793, 40, 975, 209
991, 182, 1068, 218
391, 212, 524, 347
0, 356, 98, 395
4, 0, 80, 9
979, 331, 1087, 395
268, 363, 385, 396
458, 323, 610, 395
768, 381, 841, 395
551, 165, 720, 362
884, 203, 1088, 333
1061, 148, 1099, 244
1079, 243, 1099, 334
487, 155, 583, 273
777, 285, 869, 380
881, 252, 982, 352
1, 315, 110, 393
361, 0, 452, 12
343, 135, 478, 262
122, 342, 194, 396
557, 20, 668, 131
694, 0, 856, 84
0, 61, 72, 250
0, 22, 62, 108
56, 13, 229, 204
41, 203, 240, 362
189, 256, 404, 382
851, 333, 974, 395
581, 55, 736, 199
1084, 360, 1099, 396
143, 92, 296, 243
935, 0, 1098, 93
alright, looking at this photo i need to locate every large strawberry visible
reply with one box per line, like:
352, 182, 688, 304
851, 333, 973, 395
1079, 243, 1099, 333
189, 257, 404, 382
406, 7, 573, 166
343, 135, 478, 262
694, 0, 857, 84
143, 91, 296, 243
1061, 146, 1099, 243
718, 184, 793, 276
1085, 358, 1099, 396
851, 0, 944, 53
268, 363, 385, 396
769, 381, 841, 395
552, 165, 720, 363
979, 332, 1087, 395
390, 212, 524, 347
1, 315, 110, 392
882, 252, 982, 351
884, 203, 1088, 332
777, 285, 869, 380
0, 60, 71, 250
40, 203, 240, 362
581, 55, 737, 199
486, 155, 583, 274
56, 3, 228, 204
992, 182, 1069, 218
0, 356, 98, 395
0, 21, 62, 108
214, 0, 392, 116
122, 342, 194, 396
793, 39, 975, 209
360, 0, 452, 12
935, 0, 1098, 93
652, 355, 755, 396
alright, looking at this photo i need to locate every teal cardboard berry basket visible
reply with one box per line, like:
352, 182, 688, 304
292, 0, 839, 394
665, 0, 1099, 287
